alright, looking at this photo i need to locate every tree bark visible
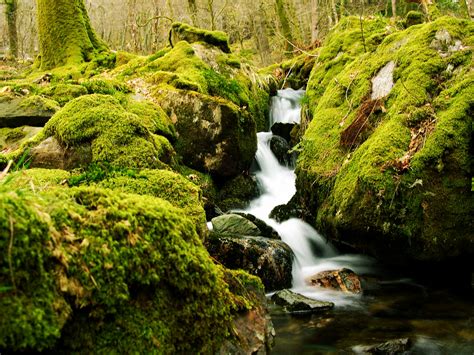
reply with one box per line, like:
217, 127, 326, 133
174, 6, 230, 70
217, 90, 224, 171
275, 0, 293, 54
36, 0, 108, 70
391, 0, 397, 17
187, 0, 199, 27
310, 0, 320, 43
5, 0, 18, 58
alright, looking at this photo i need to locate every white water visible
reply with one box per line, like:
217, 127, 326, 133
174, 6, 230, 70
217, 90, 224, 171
243, 89, 374, 308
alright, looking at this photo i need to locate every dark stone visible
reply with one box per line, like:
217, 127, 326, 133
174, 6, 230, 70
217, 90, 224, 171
0, 96, 57, 128
271, 122, 295, 142
352, 338, 411, 354
211, 214, 261, 236
206, 232, 294, 291
269, 194, 303, 222
271, 289, 334, 313
234, 212, 280, 240
217, 174, 259, 211
270, 135, 292, 166
306, 268, 362, 294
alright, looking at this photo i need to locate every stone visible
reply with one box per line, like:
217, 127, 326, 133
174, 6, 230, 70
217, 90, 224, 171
352, 338, 411, 354
306, 268, 362, 294
206, 233, 294, 291
29, 137, 92, 170
271, 289, 334, 313
371, 61, 396, 100
271, 122, 295, 143
156, 89, 257, 178
234, 213, 281, 240
217, 174, 260, 211
0, 126, 42, 153
270, 135, 292, 166
269, 194, 303, 223
430, 29, 465, 57
0, 96, 58, 128
211, 214, 261, 236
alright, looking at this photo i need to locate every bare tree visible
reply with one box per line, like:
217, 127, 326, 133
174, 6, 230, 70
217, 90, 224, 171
4, 0, 18, 57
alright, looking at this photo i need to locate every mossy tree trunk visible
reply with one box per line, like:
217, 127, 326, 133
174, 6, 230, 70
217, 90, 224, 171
5, 0, 18, 58
187, 0, 199, 27
36, 0, 108, 70
275, 0, 293, 54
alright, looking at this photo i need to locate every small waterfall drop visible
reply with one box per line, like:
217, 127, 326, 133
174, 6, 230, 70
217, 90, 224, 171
242, 89, 374, 307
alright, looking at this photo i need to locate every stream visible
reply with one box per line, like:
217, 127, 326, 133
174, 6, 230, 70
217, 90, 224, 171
242, 89, 474, 354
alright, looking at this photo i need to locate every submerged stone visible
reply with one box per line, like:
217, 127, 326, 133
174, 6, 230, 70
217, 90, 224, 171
352, 338, 411, 354
271, 289, 334, 313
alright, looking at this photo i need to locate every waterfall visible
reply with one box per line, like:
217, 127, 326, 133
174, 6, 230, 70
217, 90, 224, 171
242, 89, 374, 307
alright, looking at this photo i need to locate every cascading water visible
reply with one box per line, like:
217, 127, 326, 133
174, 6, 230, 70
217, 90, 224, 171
242, 88, 374, 307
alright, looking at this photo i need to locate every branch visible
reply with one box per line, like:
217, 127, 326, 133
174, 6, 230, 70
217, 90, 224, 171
136, 15, 174, 28
275, 31, 320, 58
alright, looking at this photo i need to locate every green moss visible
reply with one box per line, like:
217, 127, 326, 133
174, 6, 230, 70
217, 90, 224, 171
43, 94, 174, 169
0, 184, 253, 352
405, 11, 425, 27
39, 84, 88, 106
297, 16, 474, 261
19, 95, 60, 112
80, 78, 130, 95
171, 22, 231, 53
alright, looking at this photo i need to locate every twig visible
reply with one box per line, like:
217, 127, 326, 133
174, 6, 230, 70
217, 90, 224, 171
0, 160, 13, 181
275, 32, 320, 58
281, 60, 297, 89
136, 15, 174, 28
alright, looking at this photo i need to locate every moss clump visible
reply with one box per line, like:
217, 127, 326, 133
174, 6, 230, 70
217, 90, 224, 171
0, 184, 252, 352
171, 22, 231, 53
7, 168, 70, 191
297, 16, 473, 262
43, 94, 174, 169
80, 78, 130, 96
39, 84, 88, 106
405, 11, 425, 27
18, 95, 60, 113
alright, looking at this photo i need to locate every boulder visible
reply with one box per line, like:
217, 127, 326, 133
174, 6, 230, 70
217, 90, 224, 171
271, 122, 295, 143
352, 338, 411, 354
269, 194, 303, 223
271, 289, 334, 313
217, 174, 259, 211
170, 22, 231, 53
29, 137, 92, 170
234, 213, 281, 240
305, 268, 362, 294
211, 214, 261, 236
0, 95, 59, 128
206, 232, 294, 291
269, 135, 292, 166
157, 89, 257, 177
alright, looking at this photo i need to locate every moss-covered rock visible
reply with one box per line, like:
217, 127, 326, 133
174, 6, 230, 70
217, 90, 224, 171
41, 94, 174, 169
170, 22, 231, 53
39, 83, 88, 106
296, 16, 474, 263
0, 183, 271, 353
0, 126, 42, 153
0, 95, 59, 128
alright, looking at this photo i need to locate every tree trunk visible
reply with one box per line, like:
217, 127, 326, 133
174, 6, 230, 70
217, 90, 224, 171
5, 0, 19, 58
36, 0, 108, 70
275, 0, 293, 54
391, 0, 397, 17
187, 0, 199, 27
465, 0, 474, 18
310, 0, 320, 43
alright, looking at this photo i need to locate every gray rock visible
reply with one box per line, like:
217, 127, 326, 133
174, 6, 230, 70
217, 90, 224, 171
271, 289, 334, 313
206, 233, 294, 291
0, 96, 59, 128
352, 338, 411, 354
234, 212, 281, 240
430, 29, 465, 57
29, 137, 92, 170
371, 61, 396, 100
156, 89, 257, 178
211, 214, 261, 236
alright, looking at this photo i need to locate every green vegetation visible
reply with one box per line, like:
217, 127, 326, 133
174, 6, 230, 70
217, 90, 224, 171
297, 16, 474, 261
0, 183, 262, 352
43, 94, 174, 169
171, 22, 231, 53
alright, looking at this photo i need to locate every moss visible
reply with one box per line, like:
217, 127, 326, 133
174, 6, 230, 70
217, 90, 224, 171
171, 22, 231, 53
39, 84, 88, 106
7, 168, 70, 191
43, 94, 174, 169
217, 174, 259, 211
405, 11, 425, 27
1, 183, 256, 352
80, 78, 130, 96
19, 95, 60, 112
297, 16, 473, 261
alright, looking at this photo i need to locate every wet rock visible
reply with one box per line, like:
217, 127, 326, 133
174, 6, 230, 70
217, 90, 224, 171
206, 232, 294, 291
306, 268, 362, 294
352, 338, 411, 354
211, 214, 261, 236
271, 289, 334, 313
157, 89, 257, 178
29, 137, 92, 170
270, 135, 292, 166
269, 194, 303, 223
234, 213, 281, 240
270, 122, 295, 143
0, 95, 59, 128
217, 174, 259, 211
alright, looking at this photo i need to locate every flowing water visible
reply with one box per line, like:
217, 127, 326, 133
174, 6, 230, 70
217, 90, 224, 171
239, 88, 474, 354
